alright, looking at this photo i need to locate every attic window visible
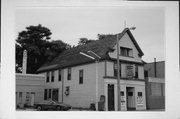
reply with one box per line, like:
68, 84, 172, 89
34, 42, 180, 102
120, 47, 133, 57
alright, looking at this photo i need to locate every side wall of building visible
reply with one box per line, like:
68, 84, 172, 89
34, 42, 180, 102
16, 74, 45, 107
40, 61, 106, 108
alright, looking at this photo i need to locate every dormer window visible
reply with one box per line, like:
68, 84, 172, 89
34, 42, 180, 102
120, 47, 133, 57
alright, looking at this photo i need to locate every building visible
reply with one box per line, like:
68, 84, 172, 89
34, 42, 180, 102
37, 28, 146, 111
16, 73, 45, 108
144, 61, 165, 109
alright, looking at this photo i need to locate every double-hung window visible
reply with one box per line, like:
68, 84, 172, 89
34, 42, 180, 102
134, 65, 138, 78
67, 68, 71, 80
114, 62, 121, 77
58, 69, 61, 81
44, 89, 48, 100
120, 47, 133, 57
46, 72, 50, 83
79, 70, 83, 84
51, 71, 54, 82
49, 89, 51, 99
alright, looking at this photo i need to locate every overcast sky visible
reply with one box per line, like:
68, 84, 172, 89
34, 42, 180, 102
16, 6, 165, 62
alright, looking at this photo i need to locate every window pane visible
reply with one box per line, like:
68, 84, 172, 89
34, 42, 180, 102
44, 89, 47, 100
120, 91, 124, 96
59, 70, 61, 81
135, 65, 138, 78
46, 72, 49, 82
68, 68, 71, 80
114, 62, 121, 77
49, 89, 51, 99
51, 71, 54, 82
79, 70, 83, 84
128, 92, 133, 96
121, 47, 127, 56
138, 92, 142, 96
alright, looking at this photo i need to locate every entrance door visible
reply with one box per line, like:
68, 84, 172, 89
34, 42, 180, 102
108, 84, 114, 111
126, 87, 136, 110
52, 89, 59, 102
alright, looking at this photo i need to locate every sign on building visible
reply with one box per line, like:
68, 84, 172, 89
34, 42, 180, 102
126, 64, 134, 79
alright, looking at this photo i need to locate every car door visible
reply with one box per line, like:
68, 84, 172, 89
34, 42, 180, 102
49, 100, 57, 110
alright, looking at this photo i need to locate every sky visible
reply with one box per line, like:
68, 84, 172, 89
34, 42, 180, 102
16, 6, 165, 63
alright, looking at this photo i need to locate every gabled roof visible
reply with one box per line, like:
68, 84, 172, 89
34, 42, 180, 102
37, 28, 144, 73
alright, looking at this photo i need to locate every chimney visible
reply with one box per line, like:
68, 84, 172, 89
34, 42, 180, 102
154, 58, 157, 77
22, 50, 27, 74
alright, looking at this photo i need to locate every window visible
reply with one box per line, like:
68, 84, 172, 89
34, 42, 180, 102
138, 92, 142, 96
120, 91, 124, 96
134, 65, 138, 78
120, 47, 133, 57
58, 69, 61, 81
49, 89, 51, 99
44, 89, 47, 100
19, 92, 23, 103
46, 72, 50, 82
144, 70, 148, 77
128, 92, 133, 96
114, 62, 121, 77
51, 71, 54, 82
67, 68, 71, 80
79, 70, 83, 84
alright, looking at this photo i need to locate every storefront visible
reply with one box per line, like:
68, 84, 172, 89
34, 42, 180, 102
104, 78, 146, 111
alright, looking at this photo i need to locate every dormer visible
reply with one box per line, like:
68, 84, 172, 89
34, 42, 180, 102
108, 28, 144, 63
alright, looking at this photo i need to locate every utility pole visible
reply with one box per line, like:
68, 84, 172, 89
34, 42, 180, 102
117, 34, 121, 111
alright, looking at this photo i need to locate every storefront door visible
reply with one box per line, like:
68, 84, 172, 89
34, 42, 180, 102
108, 84, 114, 111
126, 87, 136, 110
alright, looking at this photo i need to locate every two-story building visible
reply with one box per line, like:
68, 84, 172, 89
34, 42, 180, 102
37, 28, 146, 111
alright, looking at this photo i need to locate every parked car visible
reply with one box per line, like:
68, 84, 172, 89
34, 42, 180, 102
34, 99, 72, 111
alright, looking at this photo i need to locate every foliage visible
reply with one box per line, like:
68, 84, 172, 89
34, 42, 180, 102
97, 34, 114, 40
16, 24, 70, 74
78, 38, 95, 46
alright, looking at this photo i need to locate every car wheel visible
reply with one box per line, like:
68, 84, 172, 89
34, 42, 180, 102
56, 106, 61, 111
37, 106, 42, 111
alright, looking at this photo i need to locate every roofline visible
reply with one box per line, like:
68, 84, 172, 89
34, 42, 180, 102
126, 28, 144, 56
